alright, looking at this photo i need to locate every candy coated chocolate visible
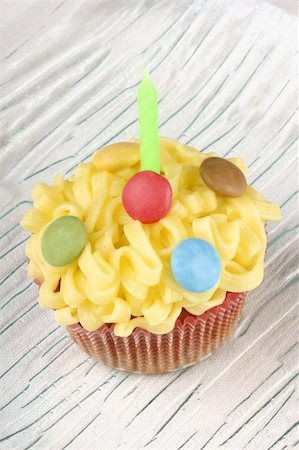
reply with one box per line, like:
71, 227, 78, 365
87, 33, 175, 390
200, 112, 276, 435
171, 238, 221, 292
122, 171, 172, 224
92, 142, 139, 171
41, 216, 87, 267
200, 157, 247, 197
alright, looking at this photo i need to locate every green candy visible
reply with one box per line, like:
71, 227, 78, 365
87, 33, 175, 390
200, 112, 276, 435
41, 216, 87, 267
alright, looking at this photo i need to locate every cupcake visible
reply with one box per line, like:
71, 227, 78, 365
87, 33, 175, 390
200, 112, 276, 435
20, 73, 281, 373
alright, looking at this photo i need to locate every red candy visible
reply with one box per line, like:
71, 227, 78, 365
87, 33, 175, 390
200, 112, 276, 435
122, 171, 172, 224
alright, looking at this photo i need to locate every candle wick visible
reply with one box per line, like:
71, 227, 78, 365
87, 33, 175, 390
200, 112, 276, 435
144, 67, 150, 80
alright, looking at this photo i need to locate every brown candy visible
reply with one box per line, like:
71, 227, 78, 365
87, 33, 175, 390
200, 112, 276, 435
200, 157, 247, 197
92, 142, 139, 171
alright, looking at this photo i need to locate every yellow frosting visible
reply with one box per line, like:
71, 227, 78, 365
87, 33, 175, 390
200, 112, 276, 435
21, 137, 281, 336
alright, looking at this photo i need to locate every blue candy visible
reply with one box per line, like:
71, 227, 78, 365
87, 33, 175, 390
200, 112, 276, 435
171, 238, 221, 293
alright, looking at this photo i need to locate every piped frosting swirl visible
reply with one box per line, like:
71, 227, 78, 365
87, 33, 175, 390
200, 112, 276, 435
21, 137, 281, 336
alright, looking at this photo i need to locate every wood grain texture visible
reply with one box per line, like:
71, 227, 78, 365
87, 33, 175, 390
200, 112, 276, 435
0, 1, 298, 449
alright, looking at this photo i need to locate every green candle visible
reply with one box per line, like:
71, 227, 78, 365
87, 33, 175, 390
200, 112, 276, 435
137, 69, 160, 173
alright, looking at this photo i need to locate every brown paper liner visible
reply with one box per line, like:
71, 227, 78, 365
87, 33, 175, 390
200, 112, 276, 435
67, 292, 245, 374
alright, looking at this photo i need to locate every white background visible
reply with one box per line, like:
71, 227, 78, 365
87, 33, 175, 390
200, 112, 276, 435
0, 1, 298, 449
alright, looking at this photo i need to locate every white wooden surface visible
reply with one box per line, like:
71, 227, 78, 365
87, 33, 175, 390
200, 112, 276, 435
0, 1, 298, 449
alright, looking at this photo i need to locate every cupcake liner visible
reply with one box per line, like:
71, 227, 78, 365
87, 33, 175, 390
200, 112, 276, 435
67, 292, 245, 374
